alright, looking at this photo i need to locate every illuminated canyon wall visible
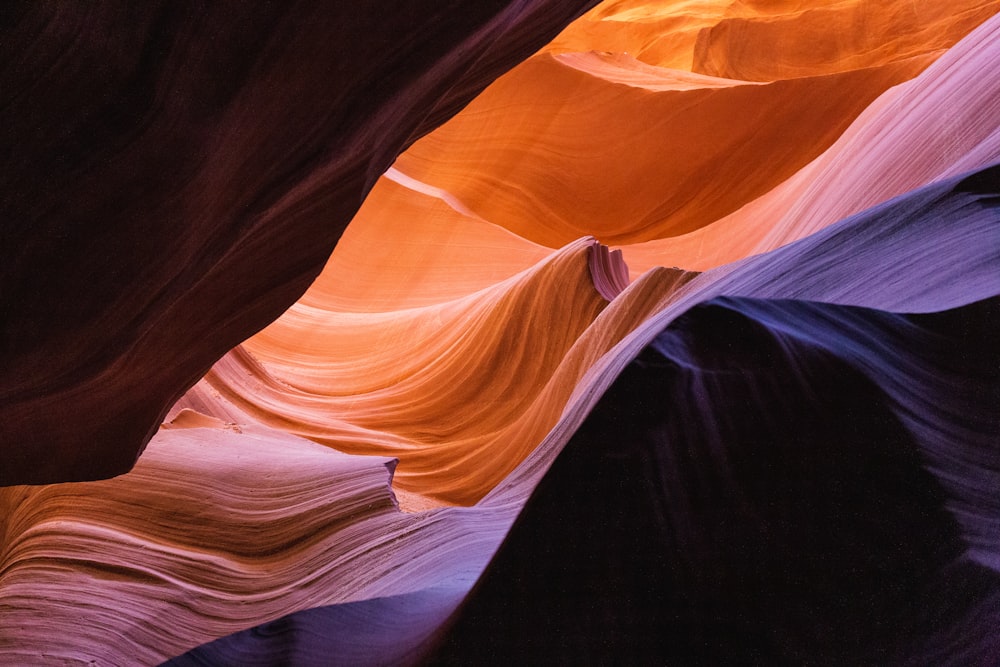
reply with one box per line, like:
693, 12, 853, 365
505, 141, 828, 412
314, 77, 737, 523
2, 1, 1000, 664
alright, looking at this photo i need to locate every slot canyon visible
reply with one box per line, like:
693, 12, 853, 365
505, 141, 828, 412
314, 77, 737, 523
2, 1, 1000, 664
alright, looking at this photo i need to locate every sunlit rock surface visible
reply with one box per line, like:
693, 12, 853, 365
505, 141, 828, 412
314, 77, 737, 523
2, 1, 999, 664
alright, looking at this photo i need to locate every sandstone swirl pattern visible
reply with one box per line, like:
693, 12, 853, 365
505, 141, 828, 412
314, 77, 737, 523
2, 1, 999, 664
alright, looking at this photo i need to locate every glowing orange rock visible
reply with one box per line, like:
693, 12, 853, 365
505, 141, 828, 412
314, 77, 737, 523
205, 239, 691, 506
625, 11, 1000, 273
393, 51, 932, 246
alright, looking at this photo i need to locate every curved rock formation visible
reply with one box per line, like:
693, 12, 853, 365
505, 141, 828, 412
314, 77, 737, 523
301, 171, 554, 313
393, 50, 933, 245
166, 166, 1000, 664
691, 1, 1000, 80
626, 9, 1000, 273
430, 295, 1000, 665
0, 0, 600, 485
4, 157, 996, 665
2, 1, 999, 664
544, 0, 999, 73
190, 239, 692, 505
